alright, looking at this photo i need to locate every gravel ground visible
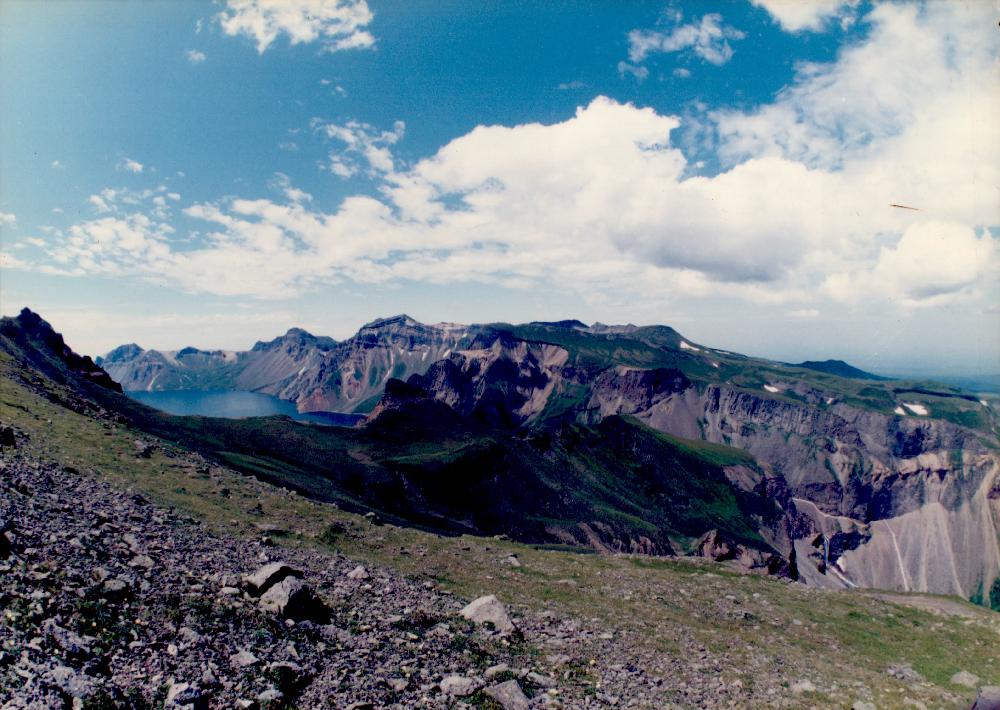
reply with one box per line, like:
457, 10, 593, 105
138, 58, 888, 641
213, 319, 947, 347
0, 435, 692, 709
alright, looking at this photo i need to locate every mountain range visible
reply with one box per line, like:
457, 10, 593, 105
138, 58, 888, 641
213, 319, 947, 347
7, 309, 1000, 609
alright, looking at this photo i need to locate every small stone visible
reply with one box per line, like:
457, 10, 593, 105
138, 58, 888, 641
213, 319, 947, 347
266, 662, 305, 694
790, 679, 816, 694
229, 650, 260, 668
44, 665, 93, 699
484, 680, 530, 710
440, 675, 482, 697
257, 687, 283, 705
165, 682, 203, 708
44, 620, 92, 659
130, 554, 155, 570
387, 677, 408, 692
103, 578, 129, 595
178, 627, 201, 644
346, 565, 369, 580
887, 664, 922, 682
527, 672, 557, 689
258, 576, 330, 623
485, 663, 511, 680
952, 670, 982, 688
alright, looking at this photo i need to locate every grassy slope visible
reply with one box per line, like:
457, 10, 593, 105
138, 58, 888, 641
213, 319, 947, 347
2, 355, 998, 709
51, 355, 776, 553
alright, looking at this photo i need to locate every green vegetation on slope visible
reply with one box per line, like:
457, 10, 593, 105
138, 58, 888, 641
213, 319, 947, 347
1, 364, 997, 710
0, 312, 772, 556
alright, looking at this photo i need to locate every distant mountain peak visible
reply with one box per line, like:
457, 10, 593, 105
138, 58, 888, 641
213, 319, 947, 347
529, 319, 589, 330
588, 322, 640, 335
793, 359, 886, 381
361, 314, 421, 330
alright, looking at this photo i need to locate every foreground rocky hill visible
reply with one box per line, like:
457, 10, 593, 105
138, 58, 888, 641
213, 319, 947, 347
2, 444, 617, 708
2, 312, 1000, 709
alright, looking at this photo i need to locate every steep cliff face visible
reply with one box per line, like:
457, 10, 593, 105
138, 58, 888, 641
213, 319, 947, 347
409, 333, 571, 427
589, 379, 1000, 598
390, 323, 1000, 602
275, 316, 469, 413
100, 316, 470, 413
100, 345, 240, 391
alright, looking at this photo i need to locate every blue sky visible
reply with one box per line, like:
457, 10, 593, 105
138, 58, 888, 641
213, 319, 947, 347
1, 0, 997, 376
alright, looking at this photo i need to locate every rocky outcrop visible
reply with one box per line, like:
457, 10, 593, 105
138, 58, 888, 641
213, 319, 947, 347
1, 309, 121, 393
409, 333, 570, 427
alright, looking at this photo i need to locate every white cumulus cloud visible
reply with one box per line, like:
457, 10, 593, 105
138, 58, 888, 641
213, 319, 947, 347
118, 158, 144, 174
217, 0, 375, 54
186, 49, 207, 63
628, 12, 745, 66
314, 118, 405, 178
749, 0, 858, 33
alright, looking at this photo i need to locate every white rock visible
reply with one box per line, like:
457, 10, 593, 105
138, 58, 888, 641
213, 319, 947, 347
951, 670, 981, 688
460, 594, 516, 634
791, 679, 816, 694
346, 565, 369, 580
485, 680, 531, 710
229, 650, 260, 668
242, 562, 299, 595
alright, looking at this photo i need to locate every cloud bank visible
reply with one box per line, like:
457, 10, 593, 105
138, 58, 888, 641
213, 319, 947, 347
22, 3, 999, 317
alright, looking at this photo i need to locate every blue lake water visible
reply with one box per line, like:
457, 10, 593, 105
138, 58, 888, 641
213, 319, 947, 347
127, 389, 365, 427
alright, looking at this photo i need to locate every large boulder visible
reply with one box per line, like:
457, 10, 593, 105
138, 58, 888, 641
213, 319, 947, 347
972, 686, 1000, 710
242, 562, 300, 596
258, 576, 330, 623
440, 675, 482, 697
459, 595, 516, 634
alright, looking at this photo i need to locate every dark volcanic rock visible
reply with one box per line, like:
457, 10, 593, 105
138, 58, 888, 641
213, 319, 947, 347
1, 308, 122, 393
